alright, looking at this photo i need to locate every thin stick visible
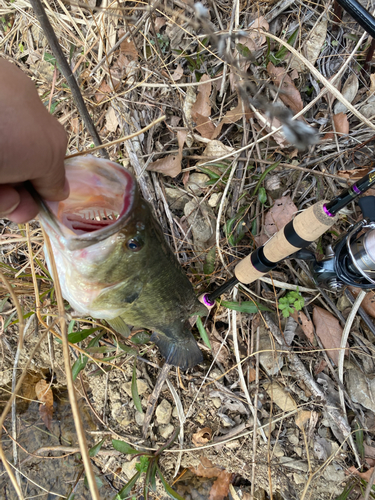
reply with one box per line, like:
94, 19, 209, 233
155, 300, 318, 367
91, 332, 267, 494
29, 0, 107, 157
42, 230, 100, 500
65, 114, 166, 159
338, 289, 366, 468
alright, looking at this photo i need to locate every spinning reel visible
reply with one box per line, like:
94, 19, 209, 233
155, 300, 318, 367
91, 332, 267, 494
305, 196, 375, 291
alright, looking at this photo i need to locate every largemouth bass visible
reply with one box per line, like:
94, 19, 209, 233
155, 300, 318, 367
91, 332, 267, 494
38, 155, 207, 369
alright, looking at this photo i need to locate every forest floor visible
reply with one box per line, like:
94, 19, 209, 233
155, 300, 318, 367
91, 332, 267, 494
1, 0, 375, 498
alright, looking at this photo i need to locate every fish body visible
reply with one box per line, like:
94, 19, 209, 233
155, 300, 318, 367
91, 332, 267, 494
39, 156, 207, 369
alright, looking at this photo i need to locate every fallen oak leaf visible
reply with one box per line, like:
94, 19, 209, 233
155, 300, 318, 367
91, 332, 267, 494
348, 466, 374, 482
264, 196, 298, 236
291, 310, 315, 344
349, 287, 375, 318
209, 470, 233, 500
192, 74, 214, 138
35, 379, 54, 431
192, 427, 213, 446
323, 112, 349, 140
212, 100, 252, 139
147, 130, 187, 177
267, 62, 303, 114
191, 457, 223, 478
312, 306, 347, 366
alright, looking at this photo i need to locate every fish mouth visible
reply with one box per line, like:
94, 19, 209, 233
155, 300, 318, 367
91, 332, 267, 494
41, 156, 137, 250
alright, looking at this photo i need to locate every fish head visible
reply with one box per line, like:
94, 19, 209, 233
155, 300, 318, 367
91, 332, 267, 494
38, 155, 150, 316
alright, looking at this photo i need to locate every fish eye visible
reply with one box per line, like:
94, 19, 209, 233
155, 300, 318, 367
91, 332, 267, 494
126, 237, 143, 252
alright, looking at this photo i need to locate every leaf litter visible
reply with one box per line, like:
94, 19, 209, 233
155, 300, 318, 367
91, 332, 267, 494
3, 0, 375, 498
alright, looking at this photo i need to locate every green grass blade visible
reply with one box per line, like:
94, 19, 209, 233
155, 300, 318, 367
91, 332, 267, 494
196, 316, 211, 349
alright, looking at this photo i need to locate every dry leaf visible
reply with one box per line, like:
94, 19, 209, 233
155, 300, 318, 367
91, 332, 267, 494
264, 196, 298, 236
337, 167, 373, 180
304, 19, 328, 67
369, 73, 375, 95
192, 74, 212, 118
348, 466, 374, 482
183, 87, 196, 128
105, 106, 119, 133
200, 140, 234, 159
193, 113, 215, 139
365, 444, 375, 459
95, 80, 112, 103
192, 75, 214, 138
209, 470, 232, 500
120, 38, 138, 61
324, 112, 349, 140
154, 16, 166, 32
267, 63, 303, 114
147, 130, 187, 177
333, 112, 349, 135
191, 458, 223, 478
349, 287, 375, 318
334, 73, 359, 114
212, 100, 252, 139
35, 379, 54, 431
312, 306, 346, 366
263, 381, 297, 412
291, 310, 314, 343
295, 410, 314, 430
171, 64, 183, 81
192, 427, 213, 446
248, 16, 269, 47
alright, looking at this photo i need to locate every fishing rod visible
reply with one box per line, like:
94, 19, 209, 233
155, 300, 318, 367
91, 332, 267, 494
202, 170, 375, 307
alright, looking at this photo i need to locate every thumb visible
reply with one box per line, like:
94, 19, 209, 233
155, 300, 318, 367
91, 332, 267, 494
31, 121, 69, 201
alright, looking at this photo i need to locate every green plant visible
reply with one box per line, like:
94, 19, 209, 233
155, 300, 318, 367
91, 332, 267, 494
112, 428, 184, 500
266, 28, 299, 65
278, 288, 304, 318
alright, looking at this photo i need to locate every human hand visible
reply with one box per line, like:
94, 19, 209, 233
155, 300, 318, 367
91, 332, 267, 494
0, 58, 68, 223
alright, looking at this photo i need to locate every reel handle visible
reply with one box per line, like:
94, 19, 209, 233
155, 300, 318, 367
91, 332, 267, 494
234, 200, 339, 284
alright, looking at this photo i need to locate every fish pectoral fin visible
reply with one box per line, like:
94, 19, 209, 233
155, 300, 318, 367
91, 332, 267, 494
106, 317, 131, 338
150, 329, 203, 370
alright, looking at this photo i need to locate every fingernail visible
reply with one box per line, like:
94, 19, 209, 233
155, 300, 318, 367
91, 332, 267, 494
0, 200, 21, 217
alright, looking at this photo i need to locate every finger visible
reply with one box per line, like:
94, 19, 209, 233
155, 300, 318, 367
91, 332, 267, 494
0, 185, 21, 217
31, 121, 69, 201
5, 186, 39, 223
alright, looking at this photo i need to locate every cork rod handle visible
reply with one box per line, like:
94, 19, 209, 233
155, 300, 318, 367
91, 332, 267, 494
234, 201, 339, 284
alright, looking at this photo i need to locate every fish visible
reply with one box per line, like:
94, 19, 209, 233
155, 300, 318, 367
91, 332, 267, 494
37, 155, 207, 369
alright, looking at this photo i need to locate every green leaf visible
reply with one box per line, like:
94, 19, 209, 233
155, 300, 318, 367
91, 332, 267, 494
203, 246, 216, 275
89, 437, 106, 457
130, 331, 150, 345
44, 52, 56, 65
156, 464, 185, 500
253, 160, 281, 196
236, 42, 251, 58
68, 327, 101, 344
275, 28, 299, 60
136, 455, 150, 473
258, 187, 267, 204
196, 316, 211, 349
220, 300, 270, 314
72, 354, 88, 381
112, 439, 139, 455
71, 332, 103, 380
132, 359, 143, 413
113, 471, 141, 499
